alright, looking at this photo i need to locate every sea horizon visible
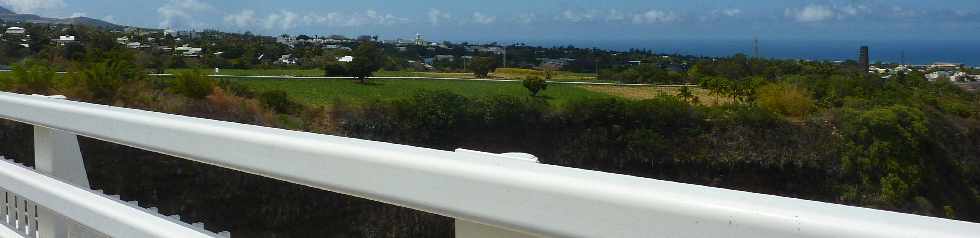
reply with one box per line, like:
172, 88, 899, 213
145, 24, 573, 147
520, 38, 980, 67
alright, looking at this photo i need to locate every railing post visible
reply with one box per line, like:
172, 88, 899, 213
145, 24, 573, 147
34, 124, 89, 238
454, 150, 541, 238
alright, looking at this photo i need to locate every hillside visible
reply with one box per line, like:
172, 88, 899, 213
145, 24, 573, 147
0, 6, 121, 29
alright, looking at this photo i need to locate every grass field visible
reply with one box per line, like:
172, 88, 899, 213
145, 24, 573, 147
165, 68, 599, 81
580, 85, 732, 106
491, 68, 600, 81
234, 78, 612, 107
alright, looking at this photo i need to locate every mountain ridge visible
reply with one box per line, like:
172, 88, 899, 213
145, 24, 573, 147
0, 6, 121, 29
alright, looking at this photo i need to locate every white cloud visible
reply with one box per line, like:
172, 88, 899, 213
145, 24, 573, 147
102, 15, 116, 23
632, 10, 680, 24
719, 8, 742, 17
157, 0, 211, 29
515, 13, 536, 24
701, 8, 742, 22
224, 9, 257, 28
785, 5, 835, 22
472, 12, 496, 24
0, 0, 64, 14
262, 10, 299, 30
557, 9, 598, 23
69, 12, 86, 18
302, 10, 408, 27
606, 9, 627, 22
428, 9, 451, 26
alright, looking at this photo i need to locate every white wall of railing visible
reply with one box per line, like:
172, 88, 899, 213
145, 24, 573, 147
0, 91, 978, 238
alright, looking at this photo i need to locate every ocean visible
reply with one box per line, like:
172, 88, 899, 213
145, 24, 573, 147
524, 39, 980, 67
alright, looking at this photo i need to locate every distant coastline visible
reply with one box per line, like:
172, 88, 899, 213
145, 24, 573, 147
522, 39, 980, 67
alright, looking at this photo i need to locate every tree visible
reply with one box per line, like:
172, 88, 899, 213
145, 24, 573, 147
348, 41, 383, 84
470, 57, 498, 78
522, 76, 548, 96
677, 86, 696, 103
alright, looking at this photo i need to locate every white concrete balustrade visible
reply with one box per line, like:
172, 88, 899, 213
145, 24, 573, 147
0, 91, 978, 238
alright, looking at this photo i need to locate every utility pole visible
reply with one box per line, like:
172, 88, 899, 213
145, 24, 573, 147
502, 45, 507, 68
753, 37, 760, 59
594, 49, 600, 80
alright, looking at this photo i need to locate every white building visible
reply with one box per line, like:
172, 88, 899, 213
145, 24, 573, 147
926, 71, 952, 81
175, 45, 203, 57
54, 35, 76, 45
338, 56, 354, 63
5, 27, 25, 35
930, 62, 963, 70
277, 55, 297, 65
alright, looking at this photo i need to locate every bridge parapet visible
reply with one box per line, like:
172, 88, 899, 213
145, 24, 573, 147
0, 92, 978, 238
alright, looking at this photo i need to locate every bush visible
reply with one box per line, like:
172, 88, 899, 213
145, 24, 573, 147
218, 80, 256, 98
839, 105, 928, 207
324, 63, 350, 77
171, 70, 215, 99
470, 57, 498, 78
77, 61, 126, 103
259, 90, 300, 114
756, 82, 816, 118
522, 76, 548, 96
5, 62, 57, 94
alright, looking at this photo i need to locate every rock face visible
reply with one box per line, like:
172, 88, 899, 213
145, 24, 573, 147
0, 6, 121, 29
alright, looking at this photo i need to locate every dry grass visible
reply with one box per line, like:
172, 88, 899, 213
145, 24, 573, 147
580, 85, 733, 106
492, 68, 597, 81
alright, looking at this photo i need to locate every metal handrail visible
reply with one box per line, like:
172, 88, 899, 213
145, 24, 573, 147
0, 91, 977, 237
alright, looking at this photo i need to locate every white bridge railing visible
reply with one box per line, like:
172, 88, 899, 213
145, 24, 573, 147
0, 91, 977, 238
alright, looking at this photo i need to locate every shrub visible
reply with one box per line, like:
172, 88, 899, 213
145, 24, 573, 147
839, 105, 928, 207
218, 80, 256, 98
259, 90, 300, 114
6, 62, 57, 94
77, 61, 127, 103
470, 57, 498, 78
324, 63, 350, 77
522, 76, 548, 96
171, 70, 215, 99
756, 82, 815, 118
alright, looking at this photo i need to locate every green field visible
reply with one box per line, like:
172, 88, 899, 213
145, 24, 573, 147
165, 68, 600, 81
234, 78, 612, 107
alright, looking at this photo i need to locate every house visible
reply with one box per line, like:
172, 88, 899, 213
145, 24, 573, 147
5, 27, 25, 35
126, 42, 142, 49
930, 62, 963, 70
277, 55, 297, 65
926, 71, 952, 81
337, 56, 354, 63
434, 55, 455, 62
116, 37, 130, 44
54, 35, 76, 45
175, 45, 203, 57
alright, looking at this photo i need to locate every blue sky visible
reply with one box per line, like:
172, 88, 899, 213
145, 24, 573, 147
3, 0, 978, 42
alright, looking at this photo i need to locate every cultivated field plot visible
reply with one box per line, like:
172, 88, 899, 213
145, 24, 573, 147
235, 78, 612, 107
165, 68, 599, 81
580, 85, 733, 106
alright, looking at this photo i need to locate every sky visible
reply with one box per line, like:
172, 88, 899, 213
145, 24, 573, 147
2, 0, 978, 43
